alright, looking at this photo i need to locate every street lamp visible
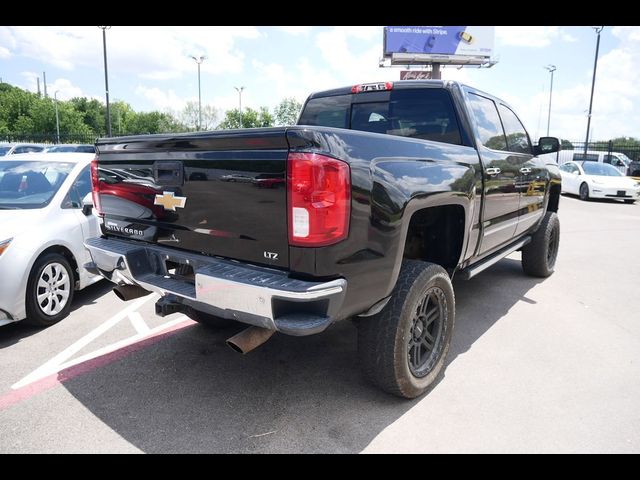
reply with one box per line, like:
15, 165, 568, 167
54, 90, 60, 144
191, 55, 206, 130
544, 65, 556, 137
234, 86, 244, 128
98, 26, 112, 137
584, 26, 604, 157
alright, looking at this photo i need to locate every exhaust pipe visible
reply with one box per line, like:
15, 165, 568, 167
226, 326, 275, 354
113, 284, 151, 301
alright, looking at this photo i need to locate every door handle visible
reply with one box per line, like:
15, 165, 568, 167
486, 167, 501, 176
519, 167, 532, 174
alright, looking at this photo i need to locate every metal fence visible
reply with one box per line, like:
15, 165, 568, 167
1, 132, 98, 145
562, 140, 640, 163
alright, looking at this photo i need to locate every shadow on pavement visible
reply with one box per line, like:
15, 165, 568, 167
70, 280, 113, 313
0, 280, 112, 349
60, 257, 545, 453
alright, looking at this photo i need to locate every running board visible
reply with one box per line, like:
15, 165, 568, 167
458, 236, 531, 280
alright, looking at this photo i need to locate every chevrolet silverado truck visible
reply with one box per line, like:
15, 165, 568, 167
84, 80, 562, 398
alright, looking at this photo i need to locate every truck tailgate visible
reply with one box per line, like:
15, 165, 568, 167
94, 129, 289, 269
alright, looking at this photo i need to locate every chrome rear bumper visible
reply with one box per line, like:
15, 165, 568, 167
84, 237, 346, 336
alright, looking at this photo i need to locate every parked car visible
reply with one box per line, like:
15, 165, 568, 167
557, 149, 632, 175
0, 153, 101, 327
559, 160, 640, 203
45, 144, 96, 154
0, 143, 45, 156
84, 80, 562, 399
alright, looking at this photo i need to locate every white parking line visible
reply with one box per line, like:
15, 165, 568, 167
12, 294, 158, 389
128, 312, 150, 335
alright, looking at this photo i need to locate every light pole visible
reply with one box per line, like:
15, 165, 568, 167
98, 26, 112, 137
191, 55, 206, 130
54, 90, 60, 144
584, 26, 604, 157
544, 65, 556, 137
234, 86, 244, 128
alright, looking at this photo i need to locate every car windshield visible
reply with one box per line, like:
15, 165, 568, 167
581, 162, 623, 177
0, 161, 75, 209
0, 146, 11, 156
616, 153, 631, 165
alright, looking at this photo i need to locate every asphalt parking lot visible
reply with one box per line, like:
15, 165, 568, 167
0, 195, 639, 453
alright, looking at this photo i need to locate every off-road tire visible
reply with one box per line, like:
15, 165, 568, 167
521, 212, 560, 278
358, 260, 455, 399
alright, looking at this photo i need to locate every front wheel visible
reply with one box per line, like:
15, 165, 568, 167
25, 253, 75, 327
358, 260, 455, 399
522, 212, 560, 278
624, 199, 636, 204
579, 182, 590, 201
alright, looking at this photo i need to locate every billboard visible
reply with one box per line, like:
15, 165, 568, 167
384, 26, 494, 58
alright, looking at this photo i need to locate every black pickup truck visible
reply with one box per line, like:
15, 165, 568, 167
84, 80, 562, 398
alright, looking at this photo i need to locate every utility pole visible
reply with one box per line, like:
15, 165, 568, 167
98, 26, 112, 137
54, 91, 60, 144
235, 86, 245, 128
190, 55, 207, 130
37, 77, 41, 97
584, 26, 604, 157
43, 71, 48, 98
545, 65, 556, 136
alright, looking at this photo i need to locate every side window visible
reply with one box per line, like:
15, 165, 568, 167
13, 147, 29, 154
386, 88, 462, 145
603, 154, 613, 164
573, 153, 598, 162
62, 166, 91, 209
467, 93, 507, 151
498, 104, 532, 154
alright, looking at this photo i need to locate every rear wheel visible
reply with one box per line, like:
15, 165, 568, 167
522, 212, 560, 278
579, 182, 590, 201
358, 260, 455, 399
624, 199, 636, 204
25, 253, 75, 327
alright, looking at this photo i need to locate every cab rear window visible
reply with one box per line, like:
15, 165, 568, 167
299, 88, 462, 146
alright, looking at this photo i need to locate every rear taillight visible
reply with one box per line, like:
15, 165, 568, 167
287, 152, 350, 247
90, 158, 103, 217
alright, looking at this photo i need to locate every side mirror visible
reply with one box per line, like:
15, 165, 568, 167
82, 192, 93, 216
536, 137, 561, 155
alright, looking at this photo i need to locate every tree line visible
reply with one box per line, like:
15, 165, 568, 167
0, 82, 303, 139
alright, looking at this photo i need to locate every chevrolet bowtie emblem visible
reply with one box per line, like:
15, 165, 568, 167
154, 191, 187, 211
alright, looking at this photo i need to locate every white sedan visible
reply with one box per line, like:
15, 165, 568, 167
0, 153, 102, 327
559, 161, 640, 204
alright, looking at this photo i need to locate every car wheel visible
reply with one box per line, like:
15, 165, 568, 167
579, 182, 590, 201
521, 212, 560, 278
25, 253, 75, 327
358, 260, 455, 399
624, 199, 636, 204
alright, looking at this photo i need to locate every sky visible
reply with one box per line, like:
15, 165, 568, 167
1, 26, 639, 142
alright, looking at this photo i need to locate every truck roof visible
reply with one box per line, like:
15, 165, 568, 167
307, 80, 449, 99
306, 80, 510, 111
